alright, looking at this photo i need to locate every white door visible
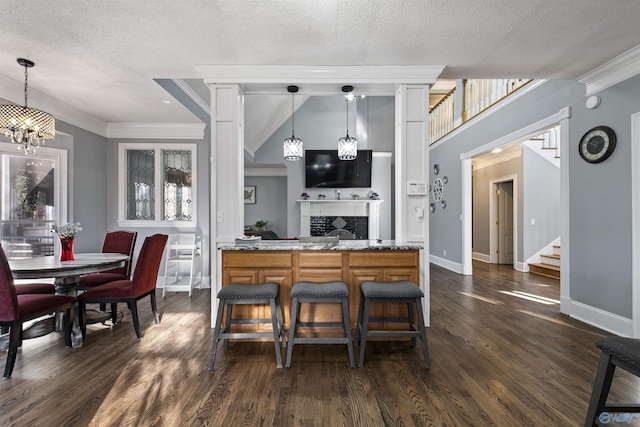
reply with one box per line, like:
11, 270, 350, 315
497, 181, 514, 265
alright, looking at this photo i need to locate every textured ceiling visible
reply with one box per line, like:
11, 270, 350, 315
1, 1, 639, 126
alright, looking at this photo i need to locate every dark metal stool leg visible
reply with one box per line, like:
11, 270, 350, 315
286, 297, 300, 368
209, 299, 226, 371
415, 299, 430, 368
341, 296, 355, 368
358, 298, 372, 367
584, 351, 616, 426
269, 298, 283, 368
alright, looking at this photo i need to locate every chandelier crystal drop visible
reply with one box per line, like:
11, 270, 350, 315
283, 85, 303, 161
338, 85, 357, 160
0, 58, 55, 155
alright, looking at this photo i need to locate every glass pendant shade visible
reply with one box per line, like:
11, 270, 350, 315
283, 85, 303, 161
338, 85, 357, 160
283, 135, 303, 160
338, 133, 357, 160
0, 59, 55, 155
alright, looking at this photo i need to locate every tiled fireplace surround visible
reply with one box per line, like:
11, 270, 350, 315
298, 199, 383, 240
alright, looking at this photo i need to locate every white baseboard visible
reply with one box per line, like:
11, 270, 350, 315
430, 255, 465, 274
566, 298, 632, 337
515, 261, 529, 272
472, 252, 490, 263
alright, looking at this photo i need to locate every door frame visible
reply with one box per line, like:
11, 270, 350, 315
489, 175, 517, 266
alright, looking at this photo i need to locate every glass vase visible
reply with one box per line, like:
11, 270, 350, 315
60, 237, 75, 261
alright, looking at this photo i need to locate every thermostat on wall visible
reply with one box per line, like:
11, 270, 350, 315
407, 180, 427, 195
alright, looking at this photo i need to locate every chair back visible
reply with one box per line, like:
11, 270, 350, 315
0, 245, 19, 322
102, 231, 137, 277
131, 234, 168, 296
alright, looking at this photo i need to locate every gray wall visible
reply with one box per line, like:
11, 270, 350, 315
430, 77, 639, 318
522, 146, 560, 260
55, 121, 109, 254
252, 96, 395, 239
244, 176, 288, 237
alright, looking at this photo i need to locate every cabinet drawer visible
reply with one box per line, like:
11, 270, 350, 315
348, 251, 418, 268
223, 251, 292, 268
298, 252, 343, 268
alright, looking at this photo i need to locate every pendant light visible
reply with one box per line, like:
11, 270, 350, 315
0, 58, 55, 155
338, 85, 357, 160
283, 85, 303, 161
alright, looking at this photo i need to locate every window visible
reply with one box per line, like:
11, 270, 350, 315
0, 142, 67, 259
118, 143, 197, 227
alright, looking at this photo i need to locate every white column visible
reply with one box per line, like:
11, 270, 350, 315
209, 83, 244, 326
395, 84, 430, 325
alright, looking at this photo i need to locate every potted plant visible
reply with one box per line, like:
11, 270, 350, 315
254, 220, 268, 231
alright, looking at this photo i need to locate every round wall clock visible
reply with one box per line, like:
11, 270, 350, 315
579, 126, 616, 164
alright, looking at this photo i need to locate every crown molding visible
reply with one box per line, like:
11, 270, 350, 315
107, 122, 206, 139
578, 44, 640, 96
171, 79, 211, 115
0, 74, 108, 137
195, 65, 445, 95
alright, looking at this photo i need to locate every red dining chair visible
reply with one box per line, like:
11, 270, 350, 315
78, 230, 137, 290
78, 234, 168, 339
14, 282, 55, 294
0, 245, 76, 378
78, 230, 137, 322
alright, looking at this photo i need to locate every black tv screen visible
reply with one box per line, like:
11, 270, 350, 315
304, 150, 372, 188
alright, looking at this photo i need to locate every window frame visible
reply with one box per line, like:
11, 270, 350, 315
117, 142, 197, 228
0, 141, 68, 258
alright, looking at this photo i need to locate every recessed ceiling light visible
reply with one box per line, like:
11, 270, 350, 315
492, 148, 503, 154
163, 100, 171, 104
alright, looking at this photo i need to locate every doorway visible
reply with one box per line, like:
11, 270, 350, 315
489, 175, 517, 267
495, 180, 514, 266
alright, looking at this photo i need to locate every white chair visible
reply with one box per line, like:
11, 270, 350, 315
163, 233, 201, 297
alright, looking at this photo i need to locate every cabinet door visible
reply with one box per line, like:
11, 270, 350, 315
294, 269, 345, 324
259, 269, 293, 329
220, 269, 258, 331
349, 269, 384, 330
383, 269, 420, 331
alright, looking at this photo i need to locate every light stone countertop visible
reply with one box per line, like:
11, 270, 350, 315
218, 240, 423, 251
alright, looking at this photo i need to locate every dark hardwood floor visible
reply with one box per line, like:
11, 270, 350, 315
0, 261, 637, 426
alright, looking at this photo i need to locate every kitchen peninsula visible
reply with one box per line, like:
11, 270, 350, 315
217, 240, 425, 330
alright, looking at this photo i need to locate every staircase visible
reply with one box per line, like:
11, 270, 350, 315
529, 245, 560, 280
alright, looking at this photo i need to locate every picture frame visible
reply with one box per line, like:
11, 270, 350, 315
244, 186, 256, 204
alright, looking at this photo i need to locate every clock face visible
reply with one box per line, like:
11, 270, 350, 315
579, 126, 616, 164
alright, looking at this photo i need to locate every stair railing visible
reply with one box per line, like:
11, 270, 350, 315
430, 79, 532, 145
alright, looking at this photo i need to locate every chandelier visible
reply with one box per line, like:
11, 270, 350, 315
283, 85, 303, 161
338, 85, 357, 160
0, 58, 55, 155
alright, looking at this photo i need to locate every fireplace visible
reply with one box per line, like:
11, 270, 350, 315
298, 199, 383, 240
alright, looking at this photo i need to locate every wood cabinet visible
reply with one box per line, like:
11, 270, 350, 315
220, 249, 420, 332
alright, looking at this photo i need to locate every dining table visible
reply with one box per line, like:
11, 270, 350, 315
9, 253, 129, 348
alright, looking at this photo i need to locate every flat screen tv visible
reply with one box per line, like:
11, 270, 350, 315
304, 150, 372, 188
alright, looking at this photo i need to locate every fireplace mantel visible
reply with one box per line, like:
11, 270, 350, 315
298, 199, 383, 239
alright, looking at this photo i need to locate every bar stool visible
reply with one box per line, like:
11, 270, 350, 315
585, 336, 640, 425
286, 281, 355, 368
209, 282, 286, 370
355, 280, 430, 368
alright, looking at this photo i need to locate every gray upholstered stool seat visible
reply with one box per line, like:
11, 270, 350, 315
286, 281, 355, 368
209, 282, 286, 370
585, 336, 640, 425
355, 280, 430, 368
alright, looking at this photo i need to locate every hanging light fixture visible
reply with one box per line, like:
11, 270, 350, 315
283, 85, 303, 161
338, 85, 357, 160
0, 58, 55, 155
